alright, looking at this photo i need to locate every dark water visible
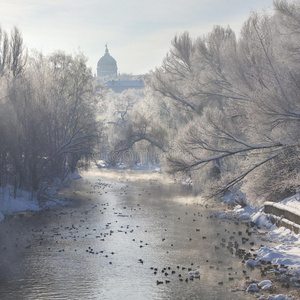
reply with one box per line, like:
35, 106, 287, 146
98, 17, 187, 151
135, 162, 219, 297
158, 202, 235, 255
0, 169, 259, 300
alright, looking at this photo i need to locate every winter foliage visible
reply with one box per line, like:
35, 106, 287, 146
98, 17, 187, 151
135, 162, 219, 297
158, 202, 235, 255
0, 28, 104, 198
149, 0, 300, 204
107, 0, 300, 205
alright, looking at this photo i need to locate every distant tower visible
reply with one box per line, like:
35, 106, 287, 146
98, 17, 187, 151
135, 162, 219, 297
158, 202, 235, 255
97, 45, 118, 78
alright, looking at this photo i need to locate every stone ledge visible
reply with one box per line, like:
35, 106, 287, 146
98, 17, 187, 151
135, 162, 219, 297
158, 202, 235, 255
264, 202, 300, 234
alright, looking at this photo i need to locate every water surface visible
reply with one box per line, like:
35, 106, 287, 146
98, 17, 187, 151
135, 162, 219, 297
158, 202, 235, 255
0, 169, 260, 300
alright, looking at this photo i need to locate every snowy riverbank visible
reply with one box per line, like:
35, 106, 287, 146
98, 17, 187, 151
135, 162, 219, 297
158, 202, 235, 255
218, 193, 300, 300
232, 194, 300, 269
0, 172, 82, 222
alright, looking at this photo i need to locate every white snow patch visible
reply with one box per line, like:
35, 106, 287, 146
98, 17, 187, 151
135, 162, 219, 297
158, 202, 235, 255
0, 171, 82, 222
246, 259, 261, 268
251, 210, 272, 228
256, 244, 300, 267
218, 191, 300, 277
267, 295, 292, 300
221, 186, 246, 205
246, 283, 259, 292
261, 283, 272, 291
258, 280, 272, 287
279, 193, 300, 210
0, 186, 39, 214
218, 213, 230, 219
234, 204, 257, 221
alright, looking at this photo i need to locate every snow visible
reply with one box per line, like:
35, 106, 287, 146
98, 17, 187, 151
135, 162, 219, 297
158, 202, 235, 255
220, 190, 300, 299
246, 259, 261, 268
267, 295, 293, 300
279, 193, 300, 210
220, 192, 300, 271
0, 171, 82, 222
258, 280, 273, 287
246, 283, 259, 292
256, 245, 300, 266
235, 205, 257, 221
261, 283, 272, 291
0, 186, 40, 214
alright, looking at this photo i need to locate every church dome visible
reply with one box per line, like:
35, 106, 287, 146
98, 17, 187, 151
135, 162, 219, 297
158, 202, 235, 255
97, 45, 118, 77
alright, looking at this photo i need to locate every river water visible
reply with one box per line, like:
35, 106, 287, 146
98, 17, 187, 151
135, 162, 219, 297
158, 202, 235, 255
0, 169, 261, 300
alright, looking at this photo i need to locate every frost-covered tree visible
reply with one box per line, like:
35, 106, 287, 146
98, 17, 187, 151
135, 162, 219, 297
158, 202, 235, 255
149, 0, 300, 205
0, 27, 104, 197
101, 88, 167, 167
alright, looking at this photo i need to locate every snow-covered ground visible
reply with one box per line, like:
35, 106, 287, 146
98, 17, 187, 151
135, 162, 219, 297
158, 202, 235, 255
0, 187, 40, 222
232, 194, 300, 269
219, 193, 300, 300
95, 160, 162, 173
0, 171, 82, 222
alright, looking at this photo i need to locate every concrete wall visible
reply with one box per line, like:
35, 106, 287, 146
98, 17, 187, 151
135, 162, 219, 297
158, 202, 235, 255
264, 202, 300, 234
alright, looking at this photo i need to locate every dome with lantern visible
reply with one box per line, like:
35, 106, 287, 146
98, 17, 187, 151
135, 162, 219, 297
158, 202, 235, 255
97, 45, 118, 77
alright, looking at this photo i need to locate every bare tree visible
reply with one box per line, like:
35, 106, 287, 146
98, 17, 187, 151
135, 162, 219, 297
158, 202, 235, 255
103, 88, 167, 167
9, 27, 27, 78
0, 29, 103, 197
149, 1, 300, 204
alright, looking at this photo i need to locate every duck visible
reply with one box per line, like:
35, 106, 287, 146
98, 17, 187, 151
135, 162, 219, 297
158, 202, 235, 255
188, 270, 200, 276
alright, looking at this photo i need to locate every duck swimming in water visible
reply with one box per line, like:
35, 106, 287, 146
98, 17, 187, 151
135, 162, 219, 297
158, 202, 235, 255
188, 270, 200, 275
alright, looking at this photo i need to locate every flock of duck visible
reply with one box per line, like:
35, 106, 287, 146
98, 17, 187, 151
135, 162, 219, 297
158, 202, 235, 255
0, 173, 297, 299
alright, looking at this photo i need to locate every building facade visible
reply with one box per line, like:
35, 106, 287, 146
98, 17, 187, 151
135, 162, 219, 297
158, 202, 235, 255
97, 45, 145, 93
104, 79, 145, 93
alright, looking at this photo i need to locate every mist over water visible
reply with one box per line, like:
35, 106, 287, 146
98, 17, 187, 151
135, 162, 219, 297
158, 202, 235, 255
0, 169, 259, 299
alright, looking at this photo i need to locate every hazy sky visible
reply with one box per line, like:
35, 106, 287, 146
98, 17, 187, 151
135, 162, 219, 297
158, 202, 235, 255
0, 0, 274, 75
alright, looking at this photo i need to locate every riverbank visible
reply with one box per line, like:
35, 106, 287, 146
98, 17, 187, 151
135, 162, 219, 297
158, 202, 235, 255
0, 171, 82, 223
228, 197, 300, 270
218, 193, 300, 299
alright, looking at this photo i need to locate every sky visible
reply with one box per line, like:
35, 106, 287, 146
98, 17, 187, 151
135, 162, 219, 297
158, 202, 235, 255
0, 0, 275, 75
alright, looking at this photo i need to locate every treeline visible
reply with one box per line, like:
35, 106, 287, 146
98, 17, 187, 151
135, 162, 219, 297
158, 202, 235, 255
0, 27, 103, 198
112, 0, 300, 205
102, 88, 166, 167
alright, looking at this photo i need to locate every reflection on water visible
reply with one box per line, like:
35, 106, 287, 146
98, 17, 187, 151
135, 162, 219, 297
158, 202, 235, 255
0, 169, 258, 300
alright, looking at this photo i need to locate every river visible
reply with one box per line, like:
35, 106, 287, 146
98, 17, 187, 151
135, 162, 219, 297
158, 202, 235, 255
0, 169, 262, 299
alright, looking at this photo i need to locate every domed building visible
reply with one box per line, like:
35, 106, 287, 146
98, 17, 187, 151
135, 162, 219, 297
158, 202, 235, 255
96, 44, 145, 93
97, 45, 118, 78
